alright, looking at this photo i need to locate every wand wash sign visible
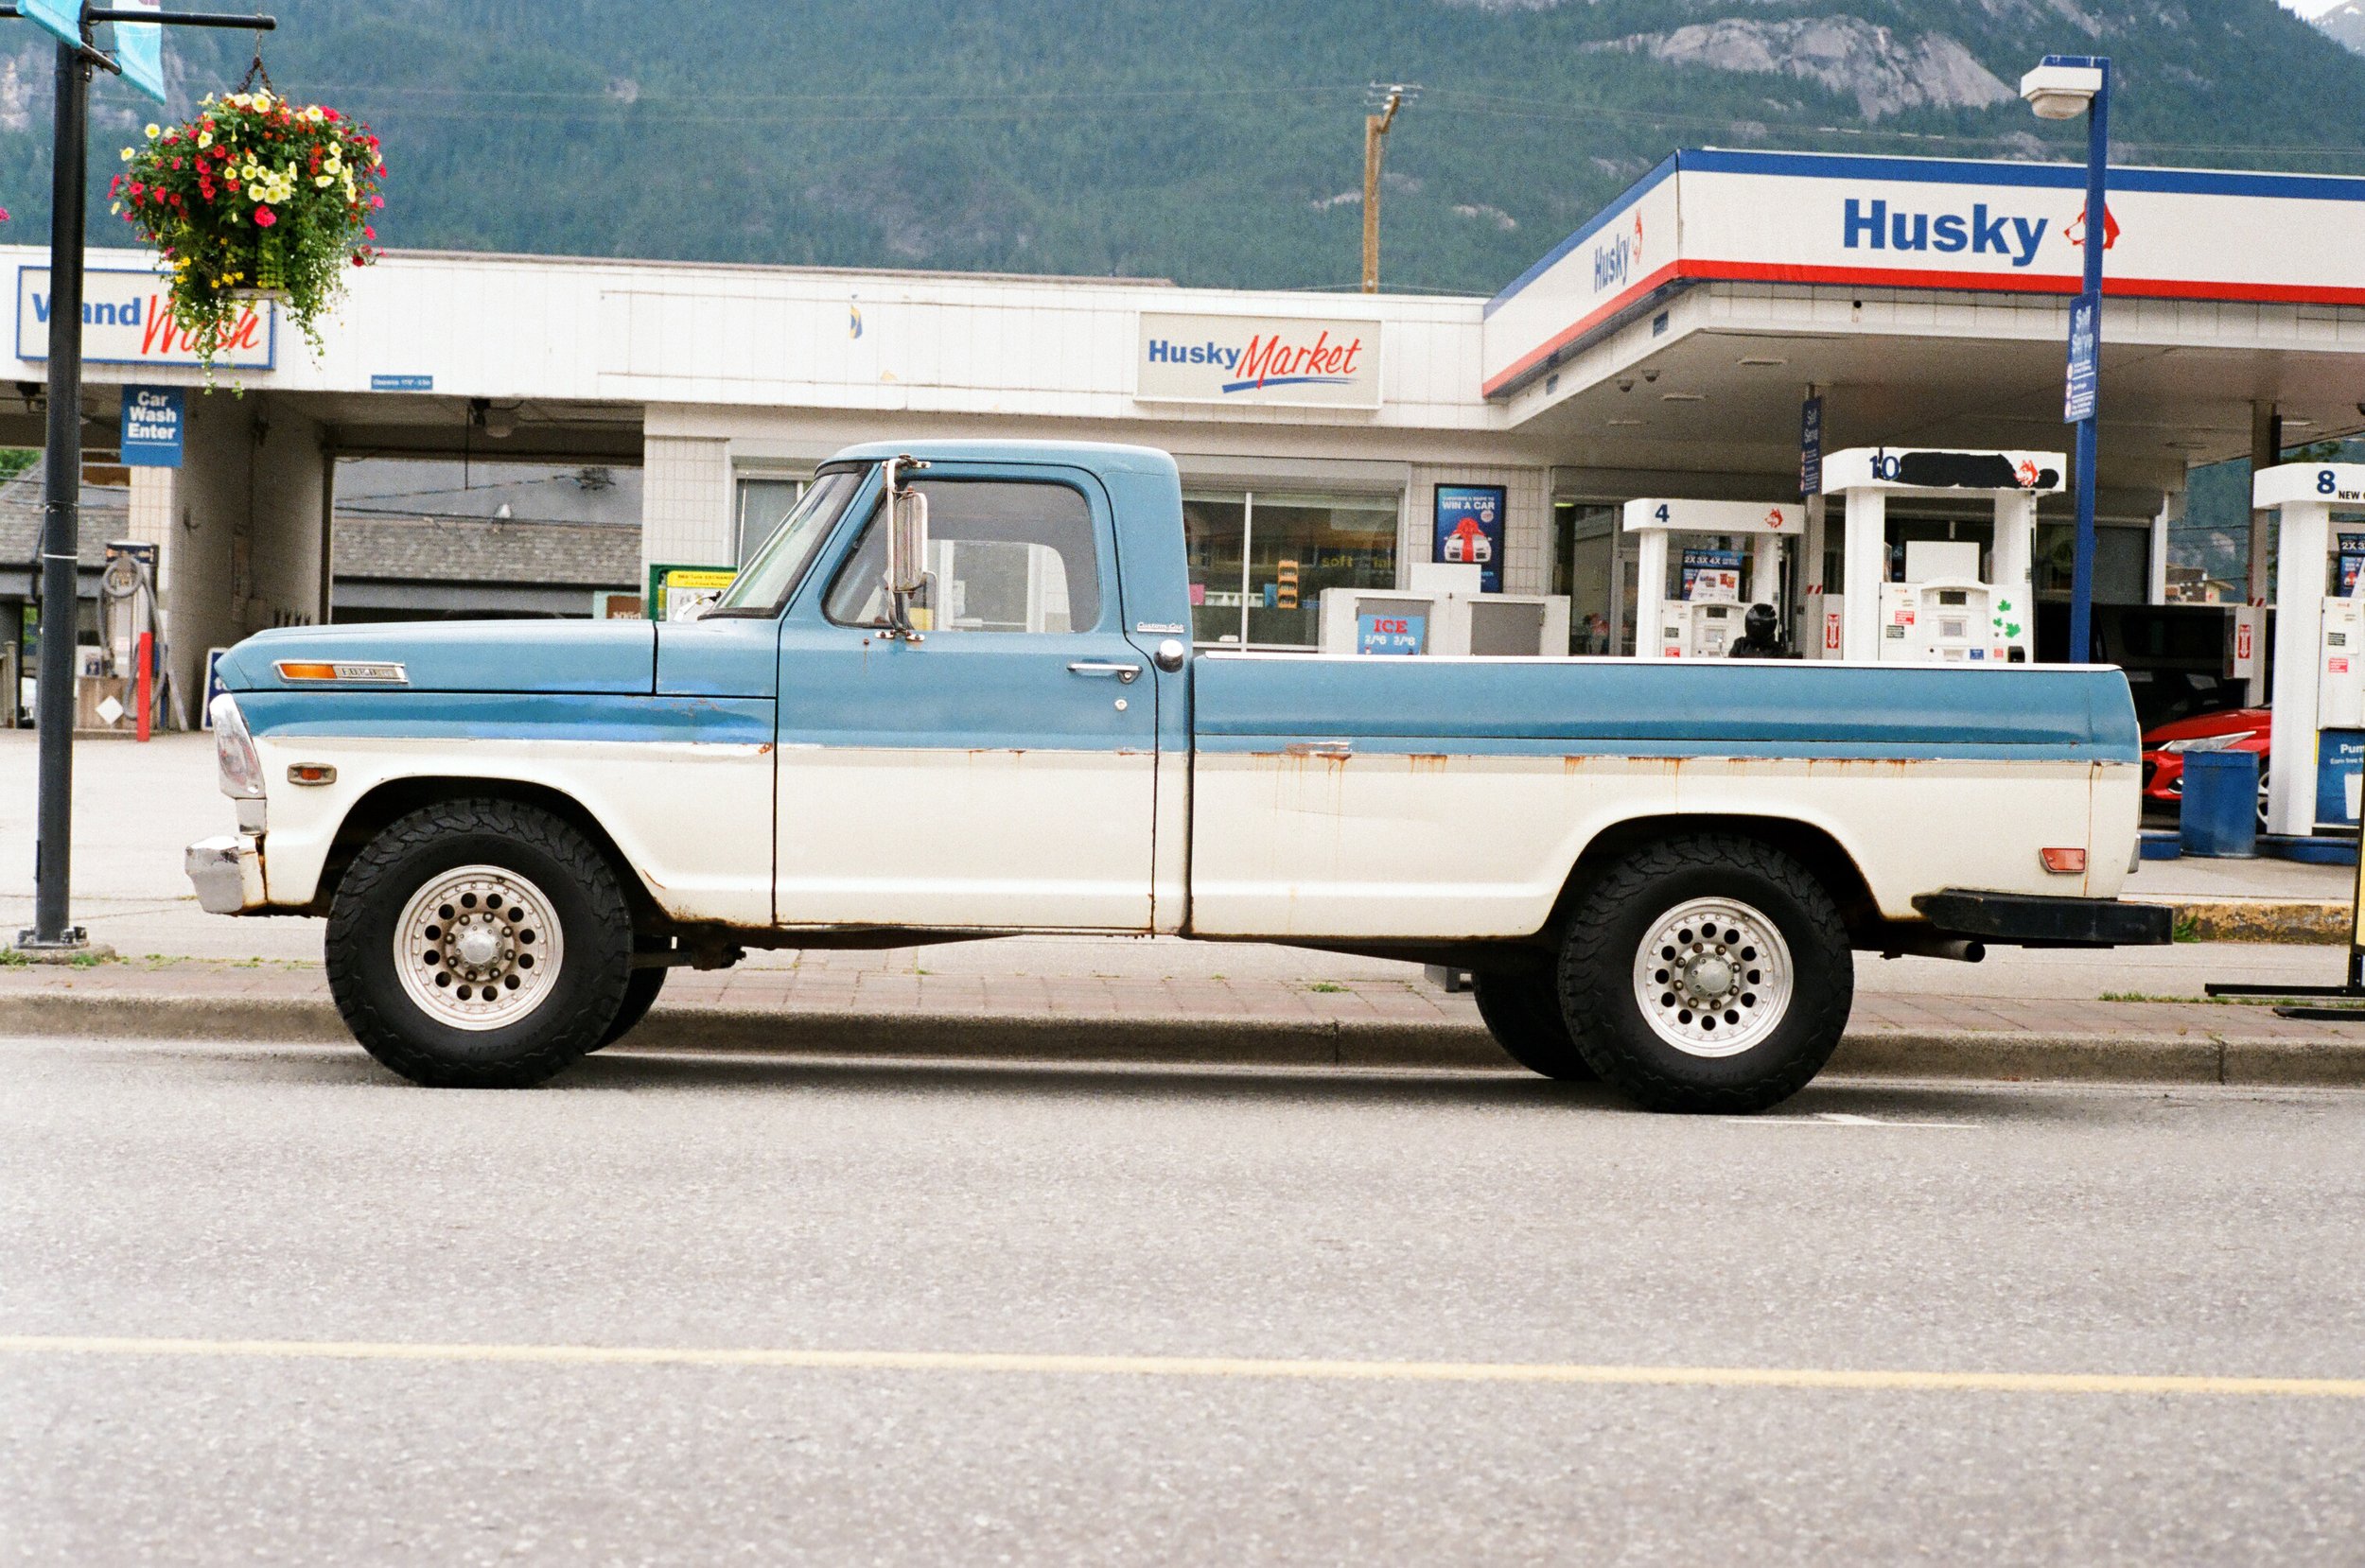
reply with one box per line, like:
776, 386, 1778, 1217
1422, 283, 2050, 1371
17, 266, 275, 369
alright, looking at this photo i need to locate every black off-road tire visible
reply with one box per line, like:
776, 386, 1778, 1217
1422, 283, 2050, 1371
1472, 970, 1598, 1081
593, 966, 668, 1050
325, 799, 633, 1088
1559, 834, 1853, 1114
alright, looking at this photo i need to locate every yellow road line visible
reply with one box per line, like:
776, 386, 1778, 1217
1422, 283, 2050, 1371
2, 1334, 2360, 1398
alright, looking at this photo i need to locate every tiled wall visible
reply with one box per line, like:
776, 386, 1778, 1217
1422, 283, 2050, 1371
641, 435, 733, 574
1400, 463, 1553, 595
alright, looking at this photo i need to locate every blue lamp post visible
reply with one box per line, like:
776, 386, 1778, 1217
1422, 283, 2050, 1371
2022, 53, 2111, 664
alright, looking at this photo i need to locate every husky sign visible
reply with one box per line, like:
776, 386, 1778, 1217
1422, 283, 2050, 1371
1136, 312, 1381, 409
16, 267, 275, 370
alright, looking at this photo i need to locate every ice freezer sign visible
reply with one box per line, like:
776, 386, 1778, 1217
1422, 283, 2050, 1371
1433, 484, 1507, 594
1357, 613, 1426, 655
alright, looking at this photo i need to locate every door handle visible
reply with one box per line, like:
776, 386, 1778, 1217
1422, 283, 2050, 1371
1067, 660, 1142, 685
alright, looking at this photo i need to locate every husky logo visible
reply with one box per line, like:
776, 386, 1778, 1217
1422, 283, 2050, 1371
2064, 202, 2120, 251
1763, 508, 1786, 530
1843, 198, 2047, 268
1593, 211, 1645, 293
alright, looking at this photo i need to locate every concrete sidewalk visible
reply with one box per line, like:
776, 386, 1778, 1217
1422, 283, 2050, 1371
8, 951, 2364, 1089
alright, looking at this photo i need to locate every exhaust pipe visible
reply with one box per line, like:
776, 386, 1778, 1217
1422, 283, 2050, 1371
1878, 937, 1987, 964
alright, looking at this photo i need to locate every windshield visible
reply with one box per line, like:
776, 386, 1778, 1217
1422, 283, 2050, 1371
710, 466, 865, 615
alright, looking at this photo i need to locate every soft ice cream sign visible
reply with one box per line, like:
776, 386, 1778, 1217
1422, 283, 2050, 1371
16, 265, 275, 370
1136, 312, 1380, 409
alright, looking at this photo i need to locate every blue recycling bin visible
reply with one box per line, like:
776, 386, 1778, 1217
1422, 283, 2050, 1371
2181, 749, 2260, 859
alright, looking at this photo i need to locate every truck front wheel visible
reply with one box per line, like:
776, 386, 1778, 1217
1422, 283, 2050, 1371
1471, 970, 1597, 1081
1559, 835, 1852, 1113
325, 800, 633, 1088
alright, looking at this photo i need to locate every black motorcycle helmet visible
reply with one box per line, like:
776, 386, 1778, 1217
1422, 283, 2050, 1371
1743, 602, 1779, 641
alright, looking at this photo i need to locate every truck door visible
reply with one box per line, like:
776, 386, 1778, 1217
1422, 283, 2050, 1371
772, 467, 1158, 931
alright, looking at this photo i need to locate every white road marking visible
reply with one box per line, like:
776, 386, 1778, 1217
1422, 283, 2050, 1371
1, 1334, 2358, 1398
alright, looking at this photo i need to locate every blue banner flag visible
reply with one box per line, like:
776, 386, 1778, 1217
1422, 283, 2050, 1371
20, 0, 84, 50
113, 0, 167, 104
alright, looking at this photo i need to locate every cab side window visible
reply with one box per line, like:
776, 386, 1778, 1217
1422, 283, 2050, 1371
823, 479, 1102, 634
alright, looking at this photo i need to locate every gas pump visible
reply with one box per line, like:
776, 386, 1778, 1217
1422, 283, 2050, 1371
1621, 497, 1799, 660
2260, 462, 2365, 837
1818, 446, 2062, 664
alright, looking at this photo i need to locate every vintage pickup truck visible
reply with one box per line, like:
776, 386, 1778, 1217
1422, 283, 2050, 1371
188, 440, 2167, 1111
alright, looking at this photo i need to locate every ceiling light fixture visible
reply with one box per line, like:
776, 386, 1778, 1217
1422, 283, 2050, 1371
1659, 392, 1706, 403
1737, 356, 1787, 367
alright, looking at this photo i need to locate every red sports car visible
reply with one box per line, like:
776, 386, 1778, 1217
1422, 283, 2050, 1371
2142, 706, 2269, 822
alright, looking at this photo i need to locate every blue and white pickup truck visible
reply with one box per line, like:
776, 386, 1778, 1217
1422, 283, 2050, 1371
188, 440, 2167, 1111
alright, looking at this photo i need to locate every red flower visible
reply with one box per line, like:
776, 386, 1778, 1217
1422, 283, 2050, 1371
363, 225, 376, 239
371, 194, 385, 209
224, 175, 239, 189
323, 107, 339, 121
350, 253, 365, 267
254, 205, 276, 228
129, 181, 143, 195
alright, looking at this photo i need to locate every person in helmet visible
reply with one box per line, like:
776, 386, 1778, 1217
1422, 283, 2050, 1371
1726, 602, 1791, 658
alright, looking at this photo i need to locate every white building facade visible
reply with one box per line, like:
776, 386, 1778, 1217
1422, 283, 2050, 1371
9, 145, 2365, 711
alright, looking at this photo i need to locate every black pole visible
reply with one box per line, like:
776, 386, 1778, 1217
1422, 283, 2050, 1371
25, 38, 87, 951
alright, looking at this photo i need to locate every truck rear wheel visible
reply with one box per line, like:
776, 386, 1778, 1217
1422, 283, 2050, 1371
1559, 835, 1852, 1113
593, 966, 668, 1051
1471, 970, 1597, 1081
325, 800, 633, 1088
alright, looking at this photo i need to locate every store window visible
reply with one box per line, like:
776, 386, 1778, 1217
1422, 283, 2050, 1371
1183, 489, 1398, 648
1552, 500, 1620, 653
735, 474, 809, 566
2037, 521, 2151, 602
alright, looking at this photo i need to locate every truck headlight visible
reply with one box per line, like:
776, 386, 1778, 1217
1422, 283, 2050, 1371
210, 692, 266, 799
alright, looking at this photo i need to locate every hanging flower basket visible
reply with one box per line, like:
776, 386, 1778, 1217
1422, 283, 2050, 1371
111, 88, 386, 368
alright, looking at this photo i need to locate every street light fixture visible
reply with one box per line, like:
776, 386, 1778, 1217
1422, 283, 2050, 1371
2020, 52, 2111, 666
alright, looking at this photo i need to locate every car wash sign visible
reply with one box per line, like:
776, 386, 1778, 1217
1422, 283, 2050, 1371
1137, 312, 1381, 409
1484, 148, 2365, 397
16, 266, 276, 370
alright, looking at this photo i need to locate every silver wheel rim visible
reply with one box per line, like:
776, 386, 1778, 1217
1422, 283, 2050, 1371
392, 864, 565, 1032
1631, 896, 1793, 1058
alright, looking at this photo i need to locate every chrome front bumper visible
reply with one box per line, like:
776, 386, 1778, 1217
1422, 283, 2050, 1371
185, 834, 262, 915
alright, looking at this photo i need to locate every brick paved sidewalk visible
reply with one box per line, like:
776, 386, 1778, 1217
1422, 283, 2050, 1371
8, 953, 2365, 1050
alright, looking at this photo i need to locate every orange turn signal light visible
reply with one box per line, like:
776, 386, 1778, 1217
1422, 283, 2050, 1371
275, 661, 339, 681
2039, 847, 2088, 875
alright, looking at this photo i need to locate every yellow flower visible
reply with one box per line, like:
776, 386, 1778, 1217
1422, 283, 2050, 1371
324, 154, 342, 174
110, 200, 121, 215
304, 106, 323, 122
196, 132, 212, 148
119, 148, 133, 161
314, 175, 331, 188
144, 123, 159, 139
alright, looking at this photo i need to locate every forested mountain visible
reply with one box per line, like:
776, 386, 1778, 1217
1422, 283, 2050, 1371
0, 0, 2360, 293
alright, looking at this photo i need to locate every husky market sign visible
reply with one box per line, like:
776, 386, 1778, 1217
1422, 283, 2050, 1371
16, 266, 276, 370
1136, 312, 1381, 409
1482, 148, 2365, 396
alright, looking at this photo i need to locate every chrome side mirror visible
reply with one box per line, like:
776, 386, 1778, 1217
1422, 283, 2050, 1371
882, 454, 931, 639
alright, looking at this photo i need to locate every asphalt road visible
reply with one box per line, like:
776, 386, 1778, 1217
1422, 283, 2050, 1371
6, 1036, 2365, 1564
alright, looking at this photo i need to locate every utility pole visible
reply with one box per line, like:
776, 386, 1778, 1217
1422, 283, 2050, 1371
1360, 82, 1417, 294
2, 2, 275, 956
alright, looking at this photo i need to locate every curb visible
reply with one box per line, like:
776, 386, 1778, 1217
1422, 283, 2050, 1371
2142, 897, 2350, 945
10, 992, 2365, 1089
